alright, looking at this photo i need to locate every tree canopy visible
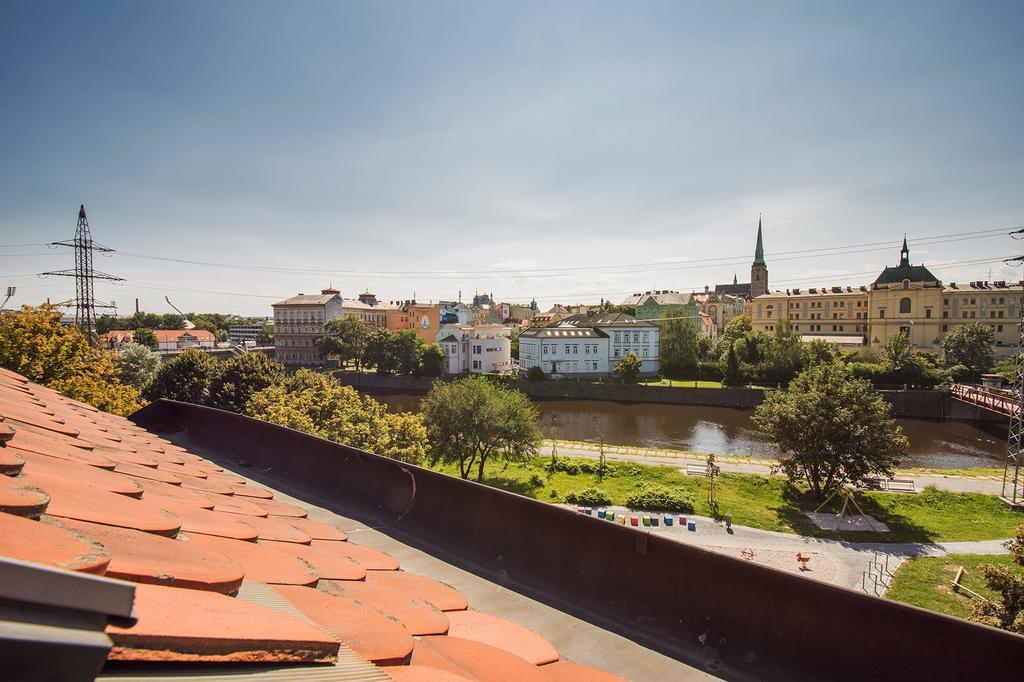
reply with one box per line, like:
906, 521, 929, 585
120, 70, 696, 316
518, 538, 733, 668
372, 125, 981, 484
247, 369, 427, 463
316, 315, 370, 369
942, 322, 995, 379
421, 376, 541, 480
659, 315, 700, 378
145, 348, 219, 404
0, 305, 142, 415
114, 343, 161, 392
614, 352, 643, 383
207, 352, 285, 413
752, 360, 907, 498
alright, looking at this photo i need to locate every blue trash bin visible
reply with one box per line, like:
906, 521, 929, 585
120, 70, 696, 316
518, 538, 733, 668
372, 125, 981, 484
664, 515, 674, 526
597, 508, 606, 519
687, 520, 696, 532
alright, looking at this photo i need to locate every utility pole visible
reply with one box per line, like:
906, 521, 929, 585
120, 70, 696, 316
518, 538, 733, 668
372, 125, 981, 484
41, 205, 123, 345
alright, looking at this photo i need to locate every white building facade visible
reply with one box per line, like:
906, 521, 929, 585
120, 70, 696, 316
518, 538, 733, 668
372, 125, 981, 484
436, 324, 512, 375
519, 312, 660, 377
272, 288, 343, 366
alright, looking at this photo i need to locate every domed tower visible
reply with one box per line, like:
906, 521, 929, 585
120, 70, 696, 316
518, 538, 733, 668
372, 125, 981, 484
750, 216, 768, 299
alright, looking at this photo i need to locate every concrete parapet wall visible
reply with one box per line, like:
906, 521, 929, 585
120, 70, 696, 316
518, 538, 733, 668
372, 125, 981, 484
132, 399, 1024, 681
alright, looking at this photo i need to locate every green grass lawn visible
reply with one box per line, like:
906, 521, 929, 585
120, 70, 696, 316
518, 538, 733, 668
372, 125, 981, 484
637, 378, 723, 388
886, 553, 1021, 619
426, 456, 1024, 544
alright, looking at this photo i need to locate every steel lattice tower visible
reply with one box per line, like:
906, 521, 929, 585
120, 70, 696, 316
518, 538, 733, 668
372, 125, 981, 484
42, 205, 123, 344
1002, 254, 1024, 506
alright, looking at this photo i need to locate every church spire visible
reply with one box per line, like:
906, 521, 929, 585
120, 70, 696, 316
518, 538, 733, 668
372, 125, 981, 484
900, 235, 910, 267
753, 214, 766, 266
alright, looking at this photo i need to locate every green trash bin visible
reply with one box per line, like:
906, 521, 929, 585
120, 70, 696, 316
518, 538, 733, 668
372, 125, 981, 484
642, 516, 652, 527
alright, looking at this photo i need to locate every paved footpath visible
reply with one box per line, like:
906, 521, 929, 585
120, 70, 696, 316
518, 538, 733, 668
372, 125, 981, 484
573, 504, 1010, 593
545, 440, 1005, 495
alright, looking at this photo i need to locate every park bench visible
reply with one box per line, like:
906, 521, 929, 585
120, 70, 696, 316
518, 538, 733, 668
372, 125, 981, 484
863, 477, 916, 493
685, 463, 706, 477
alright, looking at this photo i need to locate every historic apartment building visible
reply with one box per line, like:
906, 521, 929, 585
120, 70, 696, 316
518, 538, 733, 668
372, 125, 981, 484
436, 324, 513, 375
271, 288, 343, 365
751, 239, 1024, 357
519, 311, 661, 378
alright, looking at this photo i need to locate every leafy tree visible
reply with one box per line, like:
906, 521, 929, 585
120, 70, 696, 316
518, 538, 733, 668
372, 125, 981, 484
720, 340, 743, 386
247, 369, 427, 463
971, 565, 1024, 633
191, 318, 217, 334
132, 327, 158, 350
659, 315, 700, 378
257, 322, 274, 346
764, 320, 804, 385
316, 315, 370, 370
0, 305, 141, 415
208, 352, 285, 413
717, 315, 753, 354
159, 314, 185, 329
114, 343, 161, 392
881, 330, 938, 386
390, 328, 424, 375
706, 453, 721, 514
510, 331, 520, 360
803, 339, 839, 367
752, 360, 908, 499
1005, 523, 1024, 565
942, 322, 995, 380
526, 365, 546, 381
614, 352, 643, 383
145, 348, 219, 404
417, 343, 444, 377
364, 328, 397, 374
421, 376, 542, 480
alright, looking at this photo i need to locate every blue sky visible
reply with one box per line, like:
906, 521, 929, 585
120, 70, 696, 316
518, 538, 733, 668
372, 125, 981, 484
1, 0, 1022, 316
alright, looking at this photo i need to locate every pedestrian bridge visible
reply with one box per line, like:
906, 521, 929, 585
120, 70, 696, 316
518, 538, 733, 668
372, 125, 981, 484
949, 383, 1015, 417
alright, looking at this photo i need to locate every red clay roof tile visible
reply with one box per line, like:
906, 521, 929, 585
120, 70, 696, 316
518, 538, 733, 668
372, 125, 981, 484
363, 571, 469, 612
283, 516, 348, 541
0, 474, 50, 517
156, 460, 211, 479
106, 583, 339, 663
146, 496, 259, 540
249, 496, 309, 518
174, 474, 237, 496
222, 513, 312, 543
125, 476, 216, 508
309, 539, 400, 571
110, 460, 183, 484
0, 447, 25, 475
180, 532, 320, 586
226, 483, 275, 499
19, 471, 182, 536
319, 578, 450, 636
410, 636, 550, 682
256, 540, 367, 581
1, 403, 80, 436
0, 511, 109, 574
17, 449, 144, 497
198, 492, 271, 517
541, 660, 630, 681
274, 585, 414, 665
55, 517, 246, 594
7, 437, 117, 470
444, 609, 558, 665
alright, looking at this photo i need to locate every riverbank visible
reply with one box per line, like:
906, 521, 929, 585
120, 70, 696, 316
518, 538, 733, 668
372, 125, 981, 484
336, 372, 1010, 423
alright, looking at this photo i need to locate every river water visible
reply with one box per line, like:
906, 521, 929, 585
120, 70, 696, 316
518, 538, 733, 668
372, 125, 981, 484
368, 393, 1008, 469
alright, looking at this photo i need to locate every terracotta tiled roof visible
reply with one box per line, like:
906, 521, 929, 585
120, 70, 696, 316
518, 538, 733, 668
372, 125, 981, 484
0, 367, 625, 679
153, 329, 216, 343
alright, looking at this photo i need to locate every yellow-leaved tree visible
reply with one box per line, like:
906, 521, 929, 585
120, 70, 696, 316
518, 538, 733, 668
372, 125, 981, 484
0, 305, 142, 415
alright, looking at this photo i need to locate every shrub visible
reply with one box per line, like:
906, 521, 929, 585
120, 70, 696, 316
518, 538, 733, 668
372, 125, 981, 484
564, 487, 612, 507
526, 366, 546, 381
625, 484, 694, 513
947, 364, 971, 383
529, 473, 545, 487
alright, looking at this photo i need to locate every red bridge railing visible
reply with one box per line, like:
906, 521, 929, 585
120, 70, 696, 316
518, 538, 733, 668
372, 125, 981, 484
950, 384, 1015, 417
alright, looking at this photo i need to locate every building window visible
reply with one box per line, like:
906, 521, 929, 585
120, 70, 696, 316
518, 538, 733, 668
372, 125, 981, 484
925, 309, 932, 318
942, 325, 948, 332
879, 310, 885, 319
902, 280, 910, 290
998, 325, 1004, 333
899, 298, 911, 314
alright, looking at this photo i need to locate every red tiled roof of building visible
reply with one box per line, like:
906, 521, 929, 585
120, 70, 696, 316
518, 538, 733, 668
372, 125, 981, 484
152, 329, 216, 343
0, 368, 625, 679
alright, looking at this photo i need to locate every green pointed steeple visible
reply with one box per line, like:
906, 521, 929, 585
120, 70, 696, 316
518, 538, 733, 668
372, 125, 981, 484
753, 215, 766, 266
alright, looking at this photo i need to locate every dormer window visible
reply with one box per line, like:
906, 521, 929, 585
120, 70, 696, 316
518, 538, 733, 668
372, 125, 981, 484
902, 280, 910, 290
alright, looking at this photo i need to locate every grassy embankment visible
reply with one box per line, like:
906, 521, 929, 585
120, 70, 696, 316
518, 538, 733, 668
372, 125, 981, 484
427, 456, 1024, 544
886, 553, 1022, 619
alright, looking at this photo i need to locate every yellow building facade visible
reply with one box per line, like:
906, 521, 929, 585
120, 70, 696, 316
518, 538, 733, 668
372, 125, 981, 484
752, 240, 1022, 357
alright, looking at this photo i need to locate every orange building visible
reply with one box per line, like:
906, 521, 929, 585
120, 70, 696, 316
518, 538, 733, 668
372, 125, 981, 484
384, 301, 441, 344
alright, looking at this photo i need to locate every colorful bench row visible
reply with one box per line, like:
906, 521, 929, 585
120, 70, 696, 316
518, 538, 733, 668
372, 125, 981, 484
577, 507, 697, 531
